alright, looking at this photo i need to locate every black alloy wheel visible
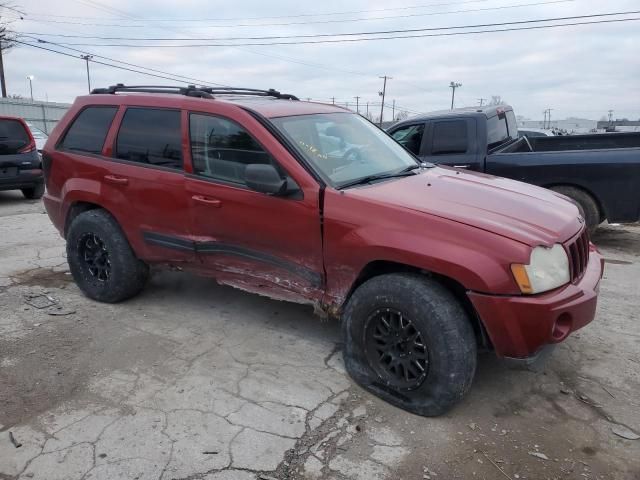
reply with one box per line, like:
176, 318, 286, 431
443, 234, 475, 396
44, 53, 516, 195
364, 308, 429, 390
78, 233, 111, 281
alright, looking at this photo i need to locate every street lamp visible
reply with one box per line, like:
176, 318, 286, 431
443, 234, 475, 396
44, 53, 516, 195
449, 81, 462, 110
26, 75, 34, 102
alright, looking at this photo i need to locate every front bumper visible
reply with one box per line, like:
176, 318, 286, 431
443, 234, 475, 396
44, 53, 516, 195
468, 245, 604, 359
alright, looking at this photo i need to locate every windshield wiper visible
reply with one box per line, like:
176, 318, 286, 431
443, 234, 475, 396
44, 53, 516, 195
337, 166, 421, 190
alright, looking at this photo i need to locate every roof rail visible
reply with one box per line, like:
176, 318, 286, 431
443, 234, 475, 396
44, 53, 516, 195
90, 84, 299, 100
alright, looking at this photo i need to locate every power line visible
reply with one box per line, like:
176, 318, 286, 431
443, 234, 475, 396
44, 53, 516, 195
30, 15, 640, 47
13, 39, 225, 86
10, 0, 576, 29
14, 0, 495, 22
22, 38, 229, 87
18, 1, 605, 42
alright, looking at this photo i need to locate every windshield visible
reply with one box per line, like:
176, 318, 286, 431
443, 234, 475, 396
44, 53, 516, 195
271, 113, 417, 187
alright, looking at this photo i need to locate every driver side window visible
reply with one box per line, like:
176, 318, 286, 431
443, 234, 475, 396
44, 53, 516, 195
189, 113, 275, 185
391, 123, 425, 155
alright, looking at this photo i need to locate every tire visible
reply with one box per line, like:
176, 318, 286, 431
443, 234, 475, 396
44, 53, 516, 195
551, 186, 600, 235
342, 273, 477, 416
21, 183, 45, 200
66, 209, 149, 303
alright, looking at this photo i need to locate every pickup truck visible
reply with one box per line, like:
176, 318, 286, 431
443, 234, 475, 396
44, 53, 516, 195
387, 106, 640, 232
43, 86, 603, 416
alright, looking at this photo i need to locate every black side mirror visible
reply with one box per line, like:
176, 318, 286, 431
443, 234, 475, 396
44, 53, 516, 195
245, 164, 287, 195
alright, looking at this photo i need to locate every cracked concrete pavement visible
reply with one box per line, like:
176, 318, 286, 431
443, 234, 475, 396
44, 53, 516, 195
0, 190, 639, 479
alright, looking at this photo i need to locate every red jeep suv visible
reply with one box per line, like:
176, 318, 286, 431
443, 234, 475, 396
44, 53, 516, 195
42, 85, 604, 415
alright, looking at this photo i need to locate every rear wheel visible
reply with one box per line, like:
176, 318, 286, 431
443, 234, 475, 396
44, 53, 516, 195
551, 186, 600, 234
66, 209, 149, 303
342, 273, 477, 416
21, 183, 44, 200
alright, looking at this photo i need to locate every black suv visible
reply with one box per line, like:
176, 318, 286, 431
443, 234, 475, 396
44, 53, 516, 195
0, 116, 44, 199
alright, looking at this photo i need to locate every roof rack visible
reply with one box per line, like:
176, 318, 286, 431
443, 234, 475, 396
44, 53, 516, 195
90, 84, 299, 100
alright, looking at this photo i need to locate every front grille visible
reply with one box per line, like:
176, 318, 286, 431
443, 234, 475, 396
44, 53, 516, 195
565, 228, 590, 282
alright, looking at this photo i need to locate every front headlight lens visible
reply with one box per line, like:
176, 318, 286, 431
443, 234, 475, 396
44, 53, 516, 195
511, 244, 570, 294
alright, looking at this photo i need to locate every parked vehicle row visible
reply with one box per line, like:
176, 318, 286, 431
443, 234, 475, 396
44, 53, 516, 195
41, 85, 603, 416
388, 105, 640, 233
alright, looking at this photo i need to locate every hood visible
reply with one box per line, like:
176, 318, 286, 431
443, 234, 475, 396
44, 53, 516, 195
346, 166, 582, 246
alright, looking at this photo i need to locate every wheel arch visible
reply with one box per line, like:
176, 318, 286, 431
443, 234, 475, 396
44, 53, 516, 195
343, 260, 493, 351
64, 201, 111, 238
545, 183, 606, 222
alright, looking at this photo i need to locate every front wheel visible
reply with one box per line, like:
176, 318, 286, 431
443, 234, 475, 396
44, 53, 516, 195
342, 273, 477, 416
66, 209, 149, 303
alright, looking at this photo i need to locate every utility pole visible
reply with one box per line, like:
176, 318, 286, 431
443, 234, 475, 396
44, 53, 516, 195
378, 75, 391, 126
81, 55, 93, 93
449, 81, 462, 110
478, 98, 486, 107
392, 99, 396, 121
542, 110, 547, 129
331, 96, 335, 105
0, 41, 7, 98
354, 96, 360, 114
366, 102, 369, 118
608, 109, 614, 126
546, 108, 553, 129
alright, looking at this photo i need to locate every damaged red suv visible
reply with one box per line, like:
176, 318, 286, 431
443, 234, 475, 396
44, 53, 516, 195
42, 85, 604, 415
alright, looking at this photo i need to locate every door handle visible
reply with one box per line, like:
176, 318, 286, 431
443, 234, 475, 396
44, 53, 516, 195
192, 195, 222, 207
103, 174, 129, 186
453, 164, 470, 169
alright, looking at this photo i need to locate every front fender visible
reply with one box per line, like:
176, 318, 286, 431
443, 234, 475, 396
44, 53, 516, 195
323, 208, 530, 309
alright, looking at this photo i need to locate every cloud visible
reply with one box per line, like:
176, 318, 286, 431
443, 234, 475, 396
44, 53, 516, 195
4, 0, 639, 120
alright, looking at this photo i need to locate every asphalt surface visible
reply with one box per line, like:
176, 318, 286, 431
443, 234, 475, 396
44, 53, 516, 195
0, 190, 638, 480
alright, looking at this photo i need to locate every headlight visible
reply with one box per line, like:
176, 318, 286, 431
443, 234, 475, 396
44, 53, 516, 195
511, 244, 570, 294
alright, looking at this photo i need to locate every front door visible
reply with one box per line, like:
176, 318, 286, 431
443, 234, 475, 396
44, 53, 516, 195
184, 111, 324, 303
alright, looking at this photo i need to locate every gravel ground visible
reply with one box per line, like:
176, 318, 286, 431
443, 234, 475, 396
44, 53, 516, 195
0, 190, 638, 480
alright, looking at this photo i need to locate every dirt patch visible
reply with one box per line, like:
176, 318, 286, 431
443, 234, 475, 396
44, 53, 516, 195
0, 312, 95, 428
9, 267, 73, 290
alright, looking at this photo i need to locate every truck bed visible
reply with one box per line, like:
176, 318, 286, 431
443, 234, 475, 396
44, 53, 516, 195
502, 132, 640, 153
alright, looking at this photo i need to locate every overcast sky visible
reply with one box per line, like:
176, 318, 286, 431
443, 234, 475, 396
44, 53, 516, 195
3, 0, 639, 121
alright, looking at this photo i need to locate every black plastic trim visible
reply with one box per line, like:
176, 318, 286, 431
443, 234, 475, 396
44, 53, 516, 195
142, 231, 321, 287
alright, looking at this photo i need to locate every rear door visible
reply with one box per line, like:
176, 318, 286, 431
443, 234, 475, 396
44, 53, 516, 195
98, 106, 195, 265
184, 110, 324, 302
422, 118, 481, 170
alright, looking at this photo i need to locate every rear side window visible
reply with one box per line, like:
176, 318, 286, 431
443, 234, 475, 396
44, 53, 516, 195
116, 108, 182, 170
0, 119, 30, 155
60, 106, 117, 154
189, 113, 274, 185
432, 121, 468, 155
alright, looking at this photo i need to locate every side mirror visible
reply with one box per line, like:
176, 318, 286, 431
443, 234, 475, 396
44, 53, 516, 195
245, 164, 287, 195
